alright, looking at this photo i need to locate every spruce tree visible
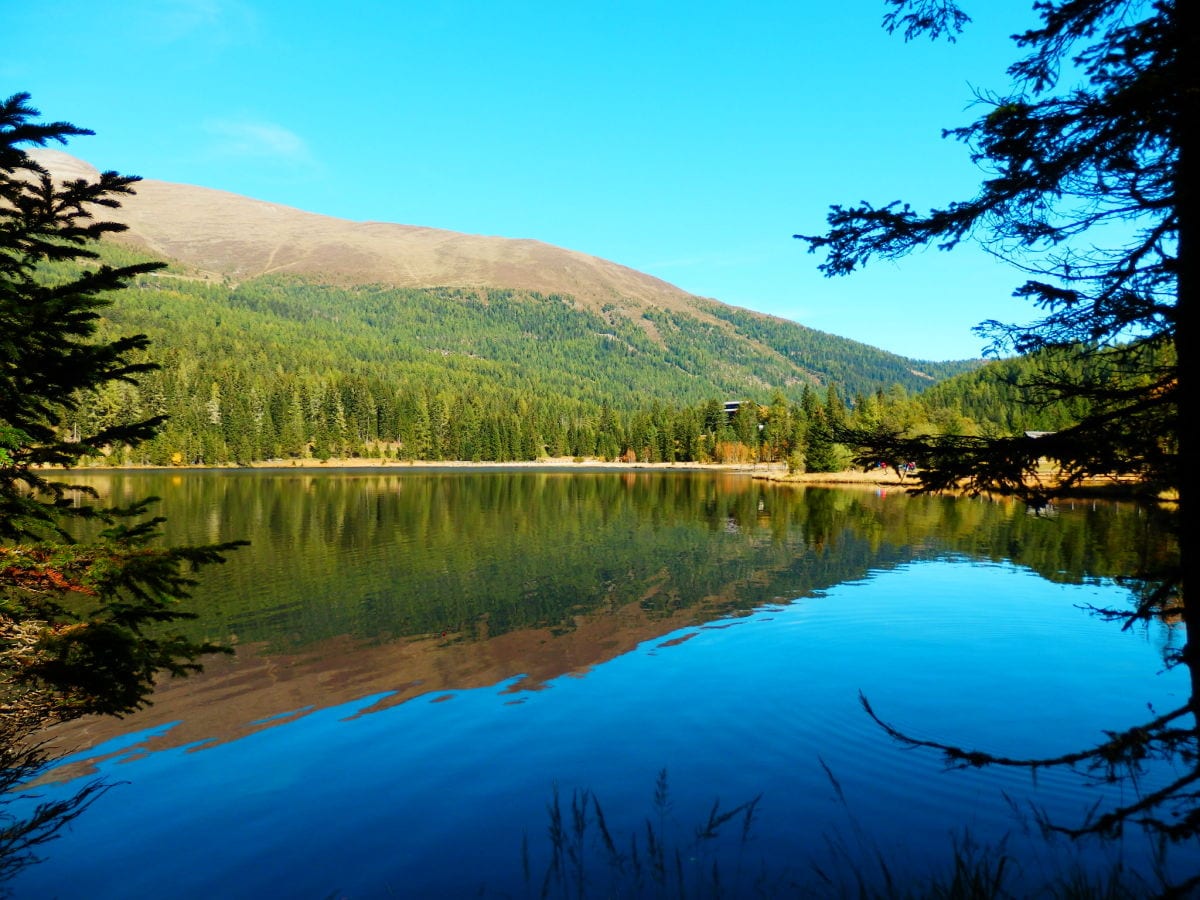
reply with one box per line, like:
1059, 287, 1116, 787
799, 0, 1189, 550
1, 92, 241, 874
798, 1, 1199, 856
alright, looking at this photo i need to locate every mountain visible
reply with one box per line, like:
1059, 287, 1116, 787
35, 149, 716, 319
32, 150, 984, 465
37, 149, 974, 375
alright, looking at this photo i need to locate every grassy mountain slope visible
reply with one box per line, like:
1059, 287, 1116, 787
30, 151, 997, 464
36, 147, 978, 405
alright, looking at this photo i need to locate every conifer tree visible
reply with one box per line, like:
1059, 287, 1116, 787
799, 0, 1189, 553
798, 1, 1199, 859
1, 93, 241, 875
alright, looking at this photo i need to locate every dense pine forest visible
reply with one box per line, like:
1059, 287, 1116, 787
51, 243, 1141, 470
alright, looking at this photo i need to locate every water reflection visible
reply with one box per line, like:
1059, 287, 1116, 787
22, 472, 1193, 896
82, 471, 1172, 643
46, 472, 1176, 764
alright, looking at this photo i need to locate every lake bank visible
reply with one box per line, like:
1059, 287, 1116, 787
53, 456, 896, 483
48, 456, 1152, 498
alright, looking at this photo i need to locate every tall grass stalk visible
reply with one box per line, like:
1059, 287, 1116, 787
523, 765, 1169, 898
526, 770, 768, 899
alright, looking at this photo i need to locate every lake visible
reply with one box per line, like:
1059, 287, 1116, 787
10, 470, 1196, 896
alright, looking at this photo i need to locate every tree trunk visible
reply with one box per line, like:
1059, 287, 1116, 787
1175, 0, 1200, 694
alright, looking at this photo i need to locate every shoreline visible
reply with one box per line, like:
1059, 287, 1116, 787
45, 458, 1152, 498
58, 456, 778, 474
49, 456, 910, 487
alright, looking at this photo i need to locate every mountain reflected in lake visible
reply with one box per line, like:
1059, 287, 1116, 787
21, 471, 1194, 897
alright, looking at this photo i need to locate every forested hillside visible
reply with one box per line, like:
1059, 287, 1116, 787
916, 342, 1176, 436
50, 239, 1147, 472
72, 254, 1145, 469
35, 149, 1145, 472
53, 241, 989, 467
27, 150, 1061, 470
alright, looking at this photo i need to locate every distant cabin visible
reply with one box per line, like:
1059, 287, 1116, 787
723, 401, 764, 431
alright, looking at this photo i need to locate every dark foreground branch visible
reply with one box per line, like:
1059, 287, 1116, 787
860, 692, 1200, 842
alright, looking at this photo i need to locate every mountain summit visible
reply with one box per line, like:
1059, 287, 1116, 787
33, 149, 705, 319
28, 148, 983, 470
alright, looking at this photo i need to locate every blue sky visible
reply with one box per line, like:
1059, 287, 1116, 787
6, 1, 1049, 361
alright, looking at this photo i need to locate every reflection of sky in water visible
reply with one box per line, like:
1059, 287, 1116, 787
13, 561, 1196, 898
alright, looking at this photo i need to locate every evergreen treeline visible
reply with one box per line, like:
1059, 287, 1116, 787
917, 341, 1177, 436
46, 244, 1150, 469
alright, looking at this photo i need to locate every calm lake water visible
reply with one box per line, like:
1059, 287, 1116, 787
11, 470, 1197, 896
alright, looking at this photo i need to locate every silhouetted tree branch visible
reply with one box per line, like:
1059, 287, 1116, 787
1, 92, 245, 885
799, 2, 1200, 884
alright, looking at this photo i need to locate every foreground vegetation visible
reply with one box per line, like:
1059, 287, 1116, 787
1, 93, 242, 881
799, 0, 1194, 891
528, 770, 1163, 899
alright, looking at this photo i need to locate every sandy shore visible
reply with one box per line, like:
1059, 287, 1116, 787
60, 456, 915, 486
65, 456, 773, 473
753, 468, 912, 486
243, 457, 774, 472
49, 457, 1152, 500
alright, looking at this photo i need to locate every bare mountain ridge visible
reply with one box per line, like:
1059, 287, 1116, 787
33, 150, 719, 323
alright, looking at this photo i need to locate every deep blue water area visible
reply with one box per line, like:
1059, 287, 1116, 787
9, 472, 1196, 897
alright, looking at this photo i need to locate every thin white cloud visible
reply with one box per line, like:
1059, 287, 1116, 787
204, 119, 314, 166
138, 0, 257, 45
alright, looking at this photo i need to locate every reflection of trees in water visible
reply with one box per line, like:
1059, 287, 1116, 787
48, 473, 1195, 891
77, 473, 1175, 652
857, 494, 1195, 893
